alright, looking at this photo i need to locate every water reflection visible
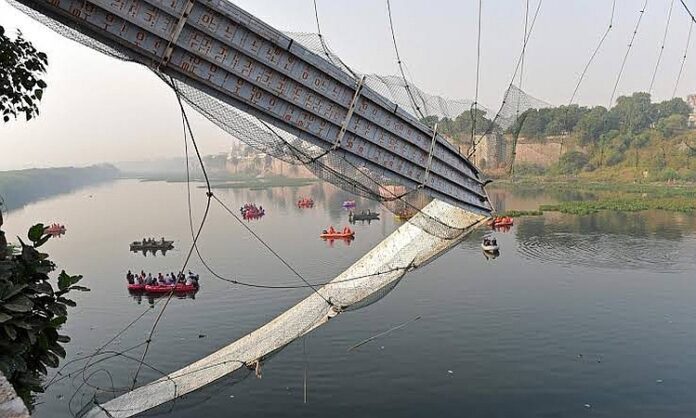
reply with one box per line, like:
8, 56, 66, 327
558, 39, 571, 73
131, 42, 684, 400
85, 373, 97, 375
5, 180, 696, 418
127, 289, 198, 306
515, 213, 691, 272
129, 248, 172, 257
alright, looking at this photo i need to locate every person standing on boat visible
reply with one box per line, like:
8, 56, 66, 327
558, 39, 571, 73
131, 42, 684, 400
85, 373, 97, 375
126, 270, 134, 284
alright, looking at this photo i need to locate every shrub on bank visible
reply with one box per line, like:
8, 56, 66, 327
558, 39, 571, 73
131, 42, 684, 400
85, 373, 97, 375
0, 223, 88, 408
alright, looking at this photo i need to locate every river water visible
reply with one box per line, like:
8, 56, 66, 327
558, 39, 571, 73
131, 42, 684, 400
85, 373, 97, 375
4, 179, 696, 418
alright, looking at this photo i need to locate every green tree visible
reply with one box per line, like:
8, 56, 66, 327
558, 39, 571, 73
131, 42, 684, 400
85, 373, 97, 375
654, 97, 691, 121
0, 25, 48, 122
428, 109, 496, 143
555, 151, 589, 174
656, 114, 688, 138
575, 106, 609, 145
610, 92, 654, 133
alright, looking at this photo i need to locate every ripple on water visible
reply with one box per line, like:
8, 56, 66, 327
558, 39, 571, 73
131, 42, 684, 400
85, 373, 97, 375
516, 232, 686, 272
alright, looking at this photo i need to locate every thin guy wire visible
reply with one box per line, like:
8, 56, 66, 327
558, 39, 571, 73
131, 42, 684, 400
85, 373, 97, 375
569, 0, 617, 105
673, 19, 693, 97
471, 0, 483, 152
649, 0, 675, 94
386, 0, 425, 119
609, 0, 649, 107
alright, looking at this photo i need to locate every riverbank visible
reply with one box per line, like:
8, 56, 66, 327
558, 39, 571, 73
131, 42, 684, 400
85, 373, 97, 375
122, 172, 319, 190
491, 179, 696, 215
0, 165, 120, 211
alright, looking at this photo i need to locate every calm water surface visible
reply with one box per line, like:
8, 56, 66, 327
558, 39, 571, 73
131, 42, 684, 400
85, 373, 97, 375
4, 180, 696, 418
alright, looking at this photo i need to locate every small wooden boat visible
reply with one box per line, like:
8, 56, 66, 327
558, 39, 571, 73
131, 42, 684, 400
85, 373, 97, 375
342, 200, 356, 208
481, 242, 499, 252
130, 240, 174, 251
350, 210, 380, 222
144, 283, 198, 293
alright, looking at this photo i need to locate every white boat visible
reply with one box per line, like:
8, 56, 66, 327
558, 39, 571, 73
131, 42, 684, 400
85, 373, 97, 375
481, 240, 499, 252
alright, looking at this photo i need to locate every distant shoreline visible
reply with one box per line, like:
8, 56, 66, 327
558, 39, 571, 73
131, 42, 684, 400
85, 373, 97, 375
0, 165, 120, 211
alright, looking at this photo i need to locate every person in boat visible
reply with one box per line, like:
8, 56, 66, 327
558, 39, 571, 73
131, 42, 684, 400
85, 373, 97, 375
328, 225, 336, 234
186, 271, 199, 287
146, 273, 154, 285
157, 272, 166, 285
126, 270, 134, 284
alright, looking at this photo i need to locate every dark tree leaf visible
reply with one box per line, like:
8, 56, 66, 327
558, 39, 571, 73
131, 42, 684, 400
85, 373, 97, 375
3, 294, 34, 312
27, 223, 44, 242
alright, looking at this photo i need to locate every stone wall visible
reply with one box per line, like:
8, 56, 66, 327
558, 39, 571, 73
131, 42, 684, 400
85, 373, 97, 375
513, 137, 563, 167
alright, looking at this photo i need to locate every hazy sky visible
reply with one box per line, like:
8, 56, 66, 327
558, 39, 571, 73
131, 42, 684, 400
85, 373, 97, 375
2, 0, 696, 169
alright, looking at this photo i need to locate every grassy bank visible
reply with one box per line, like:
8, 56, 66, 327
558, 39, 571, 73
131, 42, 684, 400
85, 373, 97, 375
492, 179, 696, 216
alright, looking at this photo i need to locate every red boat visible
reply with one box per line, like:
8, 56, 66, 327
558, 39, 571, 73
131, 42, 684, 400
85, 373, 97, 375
488, 216, 514, 228
143, 284, 198, 293
297, 197, 314, 208
127, 283, 145, 291
320, 226, 355, 239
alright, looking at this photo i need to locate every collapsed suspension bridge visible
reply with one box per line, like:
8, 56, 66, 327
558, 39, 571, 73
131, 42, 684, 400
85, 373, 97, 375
4, 0, 562, 415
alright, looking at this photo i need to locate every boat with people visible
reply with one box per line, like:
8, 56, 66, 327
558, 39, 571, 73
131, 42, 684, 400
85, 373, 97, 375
481, 237, 499, 252
240, 203, 265, 220
144, 283, 198, 293
349, 210, 380, 222
297, 197, 314, 208
320, 225, 355, 239
130, 238, 174, 251
342, 200, 356, 209
125, 270, 200, 293
44, 223, 66, 237
488, 216, 514, 228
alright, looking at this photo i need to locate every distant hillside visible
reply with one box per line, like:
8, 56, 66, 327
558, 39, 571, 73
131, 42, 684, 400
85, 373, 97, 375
424, 92, 696, 183
0, 164, 120, 211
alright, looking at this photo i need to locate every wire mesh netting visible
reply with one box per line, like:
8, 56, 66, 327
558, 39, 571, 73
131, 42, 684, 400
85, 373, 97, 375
8, 0, 547, 239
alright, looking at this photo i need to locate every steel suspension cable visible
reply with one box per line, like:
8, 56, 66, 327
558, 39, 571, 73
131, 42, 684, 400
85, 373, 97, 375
673, 19, 693, 98
386, 0, 425, 119
516, 0, 530, 119
311, 0, 358, 78
679, 0, 696, 22
649, 0, 675, 94
468, 0, 543, 159
569, 0, 617, 106
609, 0, 649, 107
470, 0, 483, 153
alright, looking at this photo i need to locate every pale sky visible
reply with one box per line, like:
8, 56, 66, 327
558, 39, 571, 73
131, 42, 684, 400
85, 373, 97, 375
1, 0, 696, 169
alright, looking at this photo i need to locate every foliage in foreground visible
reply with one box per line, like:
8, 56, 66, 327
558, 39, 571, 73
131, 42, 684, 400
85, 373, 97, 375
0, 25, 48, 122
0, 224, 88, 408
